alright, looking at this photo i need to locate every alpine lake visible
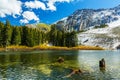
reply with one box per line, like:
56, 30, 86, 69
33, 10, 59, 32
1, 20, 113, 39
0, 50, 120, 80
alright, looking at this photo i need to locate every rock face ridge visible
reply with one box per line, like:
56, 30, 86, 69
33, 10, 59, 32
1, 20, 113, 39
56, 5, 120, 32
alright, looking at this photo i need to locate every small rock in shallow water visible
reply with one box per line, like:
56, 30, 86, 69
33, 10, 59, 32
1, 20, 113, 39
57, 57, 64, 63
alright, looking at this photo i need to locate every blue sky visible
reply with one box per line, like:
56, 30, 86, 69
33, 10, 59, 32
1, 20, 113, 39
0, 0, 120, 26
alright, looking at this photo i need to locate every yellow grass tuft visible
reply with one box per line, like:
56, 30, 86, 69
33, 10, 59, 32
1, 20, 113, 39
7, 45, 29, 49
6, 45, 32, 51
0, 45, 104, 51
0, 48, 5, 51
33, 45, 104, 50
72, 45, 104, 50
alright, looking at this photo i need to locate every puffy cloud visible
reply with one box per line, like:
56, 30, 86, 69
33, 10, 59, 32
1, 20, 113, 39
0, 0, 22, 18
46, 0, 73, 11
25, 1, 46, 10
20, 19, 29, 24
22, 11, 39, 21
20, 11, 39, 24
24, 0, 74, 11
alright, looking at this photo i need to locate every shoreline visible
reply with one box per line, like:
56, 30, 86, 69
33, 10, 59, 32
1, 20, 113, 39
0, 45, 104, 52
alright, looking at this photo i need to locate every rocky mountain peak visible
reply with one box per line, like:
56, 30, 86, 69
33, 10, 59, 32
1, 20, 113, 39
56, 4, 120, 32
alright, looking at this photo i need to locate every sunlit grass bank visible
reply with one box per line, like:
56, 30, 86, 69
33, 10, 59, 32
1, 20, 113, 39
33, 45, 104, 50
0, 48, 5, 51
71, 46, 104, 50
0, 45, 104, 51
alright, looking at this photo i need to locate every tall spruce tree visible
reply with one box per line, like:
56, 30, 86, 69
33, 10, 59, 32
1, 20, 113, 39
0, 22, 4, 47
28, 28, 34, 47
2, 20, 12, 47
21, 26, 28, 46
11, 27, 21, 45
70, 31, 78, 47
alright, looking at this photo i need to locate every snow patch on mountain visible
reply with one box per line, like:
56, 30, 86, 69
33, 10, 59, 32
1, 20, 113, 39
78, 25, 120, 49
93, 10, 113, 19
108, 19, 120, 27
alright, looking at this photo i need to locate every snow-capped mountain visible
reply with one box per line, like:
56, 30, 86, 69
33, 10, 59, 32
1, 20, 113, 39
55, 4, 120, 49
56, 4, 120, 31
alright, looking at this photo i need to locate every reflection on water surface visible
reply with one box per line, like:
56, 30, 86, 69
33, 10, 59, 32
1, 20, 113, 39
0, 50, 120, 80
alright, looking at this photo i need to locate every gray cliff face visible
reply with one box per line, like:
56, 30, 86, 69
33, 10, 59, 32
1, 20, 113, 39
56, 5, 120, 31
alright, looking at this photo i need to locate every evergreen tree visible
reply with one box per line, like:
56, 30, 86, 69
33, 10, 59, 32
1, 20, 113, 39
49, 24, 57, 46
49, 24, 78, 47
32, 29, 37, 46
57, 31, 62, 46
70, 31, 78, 47
2, 20, 12, 47
0, 20, 78, 47
0, 22, 4, 47
19, 27, 23, 45
11, 27, 21, 45
65, 32, 71, 47
21, 26, 28, 46
28, 28, 34, 47
38, 31, 41, 45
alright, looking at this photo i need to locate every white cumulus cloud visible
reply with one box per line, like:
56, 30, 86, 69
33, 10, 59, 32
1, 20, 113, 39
20, 11, 39, 24
0, 0, 22, 18
46, 0, 73, 11
25, 1, 46, 10
20, 19, 29, 24
24, 0, 74, 11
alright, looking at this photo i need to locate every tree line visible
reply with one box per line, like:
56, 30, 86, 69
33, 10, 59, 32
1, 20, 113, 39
0, 20, 78, 47
49, 24, 78, 47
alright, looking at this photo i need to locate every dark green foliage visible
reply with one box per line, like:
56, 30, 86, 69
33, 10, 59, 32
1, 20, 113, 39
21, 26, 28, 46
11, 27, 21, 45
27, 28, 34, 47
0, 22, 4, 47
94, 24, 108, 29
64, 31, 78, 47
2, 20, 12, 47
0, 20, 78, 47
49, 25, 78, 47
70, 31, 78, 47
20, 27, 47, 47
0, 20, 48, 47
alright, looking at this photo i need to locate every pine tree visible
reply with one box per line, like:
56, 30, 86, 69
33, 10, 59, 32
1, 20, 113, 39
28, 28, 34, 47
70, 31, 78, 47
2, 20, 12, 47
21, 26, 28, 46
11, 27, 21, 45
0, 22, 4, 47
49, 24, 57, 46
56, 31, 62, 46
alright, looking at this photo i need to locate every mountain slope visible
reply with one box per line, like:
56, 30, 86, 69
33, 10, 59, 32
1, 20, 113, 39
78, 24, 120, 49
26, 23, 50, 32
56, 5, 120, 31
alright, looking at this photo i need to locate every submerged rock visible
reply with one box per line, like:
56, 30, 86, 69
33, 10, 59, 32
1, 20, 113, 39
63, 69, 82, 78
57, 57, 64, 63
